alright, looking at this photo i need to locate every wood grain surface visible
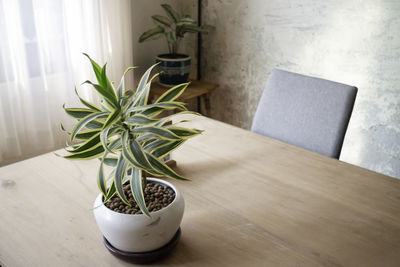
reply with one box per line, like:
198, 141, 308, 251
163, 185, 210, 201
150, 80, 217, 101
0, 114, 399, 267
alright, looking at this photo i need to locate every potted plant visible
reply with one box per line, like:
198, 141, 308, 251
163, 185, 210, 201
62, 54, 202, 262
139, 4, 210, 86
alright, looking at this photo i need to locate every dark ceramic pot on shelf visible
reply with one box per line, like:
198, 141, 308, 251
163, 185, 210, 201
156, 54, 191, 86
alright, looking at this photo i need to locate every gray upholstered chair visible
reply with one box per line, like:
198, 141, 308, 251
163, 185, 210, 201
251, 69, 357, 159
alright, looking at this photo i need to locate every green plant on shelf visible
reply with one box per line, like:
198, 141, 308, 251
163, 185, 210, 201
139, 4, 211, 55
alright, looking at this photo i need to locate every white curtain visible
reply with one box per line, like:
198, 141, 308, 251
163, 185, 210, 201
0, 0, 133, 166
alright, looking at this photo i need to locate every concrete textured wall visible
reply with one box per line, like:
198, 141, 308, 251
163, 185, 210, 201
200, 0, 400, 178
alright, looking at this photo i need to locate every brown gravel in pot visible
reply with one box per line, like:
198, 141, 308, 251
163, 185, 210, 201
104, 182, 175, 214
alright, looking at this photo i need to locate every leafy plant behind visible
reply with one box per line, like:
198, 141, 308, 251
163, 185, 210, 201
138, 4, 211, 55
62, 54, 202, 217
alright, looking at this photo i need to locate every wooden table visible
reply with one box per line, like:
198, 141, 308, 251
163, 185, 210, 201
150, 80, 218, 117
1, 115, 400, 266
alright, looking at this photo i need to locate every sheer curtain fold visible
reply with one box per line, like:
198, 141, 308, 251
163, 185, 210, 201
0, 0, 133, 166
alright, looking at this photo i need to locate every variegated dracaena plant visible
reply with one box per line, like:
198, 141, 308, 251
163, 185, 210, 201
62, 54, 202, 217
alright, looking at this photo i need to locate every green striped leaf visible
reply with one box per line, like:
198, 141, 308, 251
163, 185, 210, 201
114, 155, 130, 205
131, 64, 158, 108
83, 54, 116, 103
74, 87, 102, 111
131, 82, 151, 109
146, 151, 188, 180
75, 129, 101, 140
70, 112, 108, 141
122, 147, 145, 170
167, 126, 203, 139
65, 140, 78, 150
136, 134, 157, 142
149, 72, 160, 83
63, 105, 95, 120
141, 103, 187, 117
105, 180, 116, 202
83, 53, 103, 87
101, 138, 121, 165
100, 99, 113, 112
176, 17, 195, 26
122, 172, 130, 184
83, 80, 119, 108
130, 168, 150, 217
138, 26, 165, 43
100, 126, 114, 154
125, 114, 160, 125
66, 132, 101, 153
107, 169, 116, 181
117, 67, 136, 100
129, 138, 152, 169
132, 126, 181, 140
97, 159, 107, 196
154, 111, 201, 127
103, 157, 118, 167
138, 82, 151, 106
61, 124, 101, 141
128, 101, 186, 114
152, 140, 184, 158
63, 144, 104, 160
176, 21, 196, 27
121, 131, 148, 170
141, 136, 158, 147
179, 15, 196, 24
100, 138, 121, 168
155, 83, 189, 103
100, 63, 116, 100
102, 109, 121, 130
142, 32, 164, 42
143, 139, 170, 151
165, 31, 177, 45
121, 90, 134, 109
152, 15, 171, 27
161, 4, 180, 23
86, 120, 104, 130
182, 24, 209, 34
122, 132, 163, 177
108, 137, 122, 152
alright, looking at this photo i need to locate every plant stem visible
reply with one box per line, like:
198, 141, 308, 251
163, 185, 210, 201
175, 38, 181, 55
165, 35, 172, 54
172, 43, 176, 55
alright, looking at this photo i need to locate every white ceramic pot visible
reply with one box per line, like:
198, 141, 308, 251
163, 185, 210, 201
93, 178, 184, 253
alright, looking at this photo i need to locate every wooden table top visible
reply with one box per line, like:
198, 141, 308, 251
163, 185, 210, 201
1, 115, 400, 266
151, 80, 218, 100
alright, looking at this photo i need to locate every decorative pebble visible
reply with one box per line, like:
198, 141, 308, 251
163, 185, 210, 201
104, 182, 175, 214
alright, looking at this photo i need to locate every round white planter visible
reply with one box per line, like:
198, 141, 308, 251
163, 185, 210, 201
93, 178, 184, 253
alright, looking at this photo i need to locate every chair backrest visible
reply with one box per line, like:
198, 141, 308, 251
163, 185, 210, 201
251, 69, 357, 159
